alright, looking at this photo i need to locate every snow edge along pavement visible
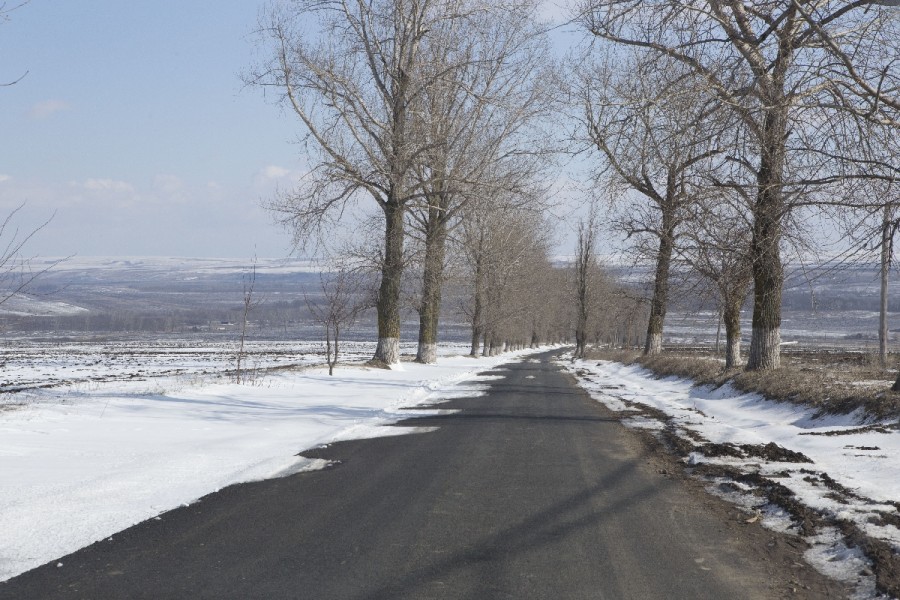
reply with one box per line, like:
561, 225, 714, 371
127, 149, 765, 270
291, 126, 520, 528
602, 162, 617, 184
562, 355, 900, 600
0, 345, 554, 583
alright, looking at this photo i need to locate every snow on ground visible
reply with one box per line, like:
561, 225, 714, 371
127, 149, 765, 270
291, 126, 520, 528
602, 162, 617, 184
0, 339, 473, 392
566, 357, 900, 599
0, 345, 540, 582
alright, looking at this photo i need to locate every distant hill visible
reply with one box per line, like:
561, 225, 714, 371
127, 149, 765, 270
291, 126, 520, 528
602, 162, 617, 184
1, 256, 894, 344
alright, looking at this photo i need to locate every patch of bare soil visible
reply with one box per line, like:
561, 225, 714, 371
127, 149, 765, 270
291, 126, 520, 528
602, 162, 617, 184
870, 510, 900, 531
658, 427, 696, 456
743, 442, 814, 463
799, 469, 865, 502
697, 442, 745, 459
364, 358, 392, 370
653, 425, 813, 464
706, 465, 825, 536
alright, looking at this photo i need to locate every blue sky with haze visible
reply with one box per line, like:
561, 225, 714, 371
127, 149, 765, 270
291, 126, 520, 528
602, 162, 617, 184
0, 1, 571, 259
1, 1, 322, 258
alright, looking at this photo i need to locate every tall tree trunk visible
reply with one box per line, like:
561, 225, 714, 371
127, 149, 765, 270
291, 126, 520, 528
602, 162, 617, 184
575, 326, 586, 359
575, 296, 587, 359
470, 253, 484, 357
715, 308, 723, 355
575, 217, 594, 359
416, 205, 447, 364
575, 266, 588, 359
746, 108, 788, 371
723, 297, 742, 369
880, 204, 891, 369
373, 199, 404, 365
326, 321, 335, 376
644, 209, 675, 356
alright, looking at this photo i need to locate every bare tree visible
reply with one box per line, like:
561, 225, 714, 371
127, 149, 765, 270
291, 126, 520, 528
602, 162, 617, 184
307, 261, 366, 376
235, 259, 263, 384
879, 200, 898, 367
592, 284, 647, 350
249, 0, 496, 366
579, 0, 900, 371
680, 199, 754, 368
1, 1, 29, 87
574, 50, 725, 356
0, 205, 64, 311
573, 206, 600, 359
370, 0, 551, 364
456, 194, 553, 356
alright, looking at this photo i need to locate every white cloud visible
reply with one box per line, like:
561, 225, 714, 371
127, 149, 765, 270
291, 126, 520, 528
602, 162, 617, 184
0, 174, 294, 257
0, 175, 11, 183
27, 99, 71, 120
260, 165, 291, 180
78, 178, 135, 193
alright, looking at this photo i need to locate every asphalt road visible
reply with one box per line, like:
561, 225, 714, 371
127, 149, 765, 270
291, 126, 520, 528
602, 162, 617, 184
2, 350, 848, 599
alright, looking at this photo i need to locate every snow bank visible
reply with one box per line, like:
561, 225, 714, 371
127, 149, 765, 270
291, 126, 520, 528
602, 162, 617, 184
567, 358, 900, 597
569, 359, 900, 506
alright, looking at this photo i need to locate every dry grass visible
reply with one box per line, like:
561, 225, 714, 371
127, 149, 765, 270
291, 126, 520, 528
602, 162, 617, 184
582, 347, 900, 421
637, 354, 737, 386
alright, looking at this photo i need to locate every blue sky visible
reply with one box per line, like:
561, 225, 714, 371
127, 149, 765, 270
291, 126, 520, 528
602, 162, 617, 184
0, 1, 573, 259
0, 1, 311, 258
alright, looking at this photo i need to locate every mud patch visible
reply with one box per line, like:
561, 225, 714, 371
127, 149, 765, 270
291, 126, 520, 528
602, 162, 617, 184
691, 441, 812, 463
742, 442, 813, 463
658, 428, 696, 457
697, 442, 745, 459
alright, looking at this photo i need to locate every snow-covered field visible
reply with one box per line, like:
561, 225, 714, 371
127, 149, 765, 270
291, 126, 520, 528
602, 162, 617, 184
566, 357, 900, 600
0, 342, 535, 582
0, 339, 471, 392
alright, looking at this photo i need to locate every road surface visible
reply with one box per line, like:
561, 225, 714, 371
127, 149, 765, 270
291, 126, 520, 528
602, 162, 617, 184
1, 350, 848, 599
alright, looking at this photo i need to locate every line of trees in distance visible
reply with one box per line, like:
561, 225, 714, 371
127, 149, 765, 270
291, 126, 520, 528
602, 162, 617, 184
247, 0, 899, 373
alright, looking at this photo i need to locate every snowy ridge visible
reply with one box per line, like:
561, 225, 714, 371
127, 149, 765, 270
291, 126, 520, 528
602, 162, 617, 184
0, 293, 89, 317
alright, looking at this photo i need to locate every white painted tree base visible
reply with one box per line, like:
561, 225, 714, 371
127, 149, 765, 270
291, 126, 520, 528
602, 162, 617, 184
645, 332, 663, 355
374, 337, 401, 365
748, 327, 781, 370
416, 343, 437, 364
726, 339, 742, 368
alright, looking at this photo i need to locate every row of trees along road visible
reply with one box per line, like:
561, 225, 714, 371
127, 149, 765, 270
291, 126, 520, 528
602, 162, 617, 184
251, 0, 899, 373
248, 0, 555, 365
575, 0, 900, 371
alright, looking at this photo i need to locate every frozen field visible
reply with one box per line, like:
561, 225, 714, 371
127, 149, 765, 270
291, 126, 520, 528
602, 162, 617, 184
0, 338, 472, 395
664, 309, 899, 350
